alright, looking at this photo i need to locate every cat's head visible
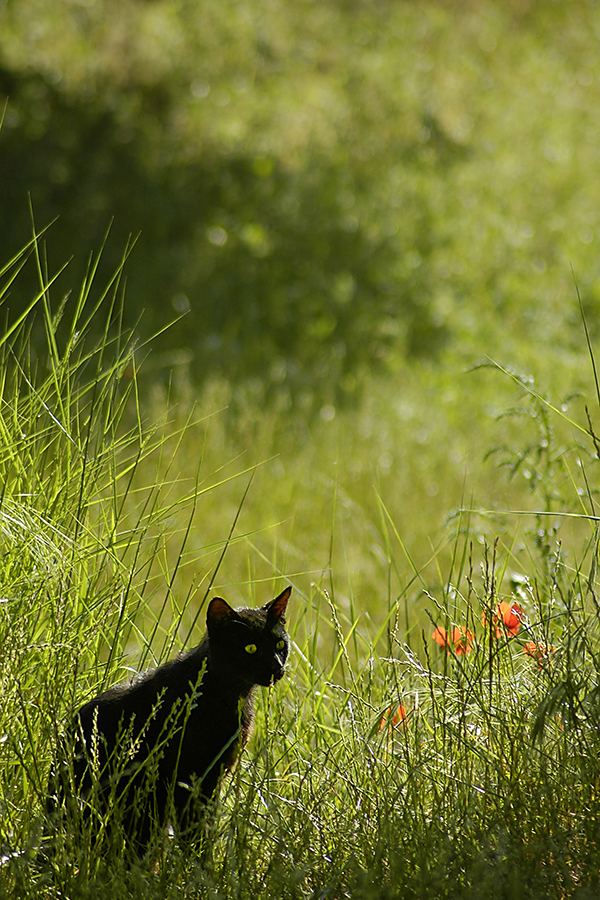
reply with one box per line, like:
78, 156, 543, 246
206, 587, 291, 687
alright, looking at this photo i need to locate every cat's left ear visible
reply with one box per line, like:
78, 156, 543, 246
263, 586, 291, 622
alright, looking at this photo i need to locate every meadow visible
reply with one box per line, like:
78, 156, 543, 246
0, 234, 599, 899
2, 0, 600, 896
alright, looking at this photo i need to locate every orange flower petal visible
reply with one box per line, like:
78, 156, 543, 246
379, 703, 409, 732
482, 601, 523, 638
432, 626, 449, 648
451, 626, 474, 655
523, 641, 555, 667
432, 625, 473, 654
500, 601, 523, 637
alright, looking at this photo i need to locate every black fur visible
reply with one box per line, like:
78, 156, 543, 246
47, 587, 291, 856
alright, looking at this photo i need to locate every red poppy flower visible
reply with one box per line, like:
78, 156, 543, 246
432, 625, 474, 655
523, 641, 555, 667
482, 601, 523, 638
379, 703, 409, 733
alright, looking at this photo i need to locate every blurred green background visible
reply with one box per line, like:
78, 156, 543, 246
2, 0, 600, 621
3, 0, 600, 410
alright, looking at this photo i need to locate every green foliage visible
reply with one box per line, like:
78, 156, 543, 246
1, 242, 600, 897
3, 0, 600, 407
5, 1, 600, 890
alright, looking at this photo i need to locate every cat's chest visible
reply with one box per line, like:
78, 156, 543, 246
175, 681, 254, 773
185, 678, 253, 736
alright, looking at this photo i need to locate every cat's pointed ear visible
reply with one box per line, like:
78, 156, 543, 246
264, 586, 291, 622
207, 597, 236, 629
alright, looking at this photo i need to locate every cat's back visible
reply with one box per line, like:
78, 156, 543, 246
76, 639, 209, 739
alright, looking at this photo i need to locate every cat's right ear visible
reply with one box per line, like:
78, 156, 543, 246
207, 597, 236, 629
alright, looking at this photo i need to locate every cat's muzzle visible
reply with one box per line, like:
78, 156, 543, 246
269, 666, 285, 686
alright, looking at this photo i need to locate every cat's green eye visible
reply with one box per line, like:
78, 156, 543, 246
276, 639, 286, 651
245, 643, 258, 655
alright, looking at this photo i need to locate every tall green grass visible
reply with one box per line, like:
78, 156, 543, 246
0, 238, 258, 892
1, 243, 600, 898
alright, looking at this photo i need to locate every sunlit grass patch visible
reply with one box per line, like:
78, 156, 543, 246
1, 238, 600, 898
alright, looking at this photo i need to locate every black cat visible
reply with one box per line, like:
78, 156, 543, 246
47, 586, 291, 857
